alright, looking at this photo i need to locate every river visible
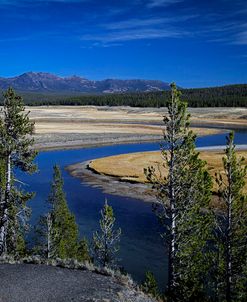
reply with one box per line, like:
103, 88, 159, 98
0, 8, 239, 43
17, 130, 247, 288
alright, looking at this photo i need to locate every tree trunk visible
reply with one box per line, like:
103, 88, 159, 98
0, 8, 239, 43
47, 213, 52, 259
167, 94, 176, 298
168, 151, 176, 297
0, 153, 11, 255
226, 166, 232, 302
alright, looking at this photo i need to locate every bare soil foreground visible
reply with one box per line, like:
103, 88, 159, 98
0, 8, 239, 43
25, 106, 247, 150
67, 149, 247, 202
0, 264, 155, 302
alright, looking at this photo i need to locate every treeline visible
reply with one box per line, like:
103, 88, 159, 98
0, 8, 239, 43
0, 84, 246, 107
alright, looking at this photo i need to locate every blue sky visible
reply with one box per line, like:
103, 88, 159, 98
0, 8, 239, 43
0, 0, 246, 88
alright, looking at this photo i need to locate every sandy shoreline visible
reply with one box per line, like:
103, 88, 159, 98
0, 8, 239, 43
33, 133, 163, 151
66, 160, 157, 203
33, 127, 226, 151
33, 124, 226, 151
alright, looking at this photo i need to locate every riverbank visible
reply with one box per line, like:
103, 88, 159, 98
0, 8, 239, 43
66, 148, 247, 202
66, 159, 157, 203
28, 106, 247, 151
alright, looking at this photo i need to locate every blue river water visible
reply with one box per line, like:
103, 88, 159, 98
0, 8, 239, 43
17, 130, 247, 287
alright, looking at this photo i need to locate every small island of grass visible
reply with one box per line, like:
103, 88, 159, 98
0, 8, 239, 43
75, 149, 247, 193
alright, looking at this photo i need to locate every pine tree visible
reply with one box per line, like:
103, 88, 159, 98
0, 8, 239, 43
0, 88, 37, 256
141, 271, 160, 299
93, 199, 121, 268
77, 237, 91, 262
47, 165, 79, 259
215, 132, 247, 301
35, 165, 91, 262
145, 83, 214, 301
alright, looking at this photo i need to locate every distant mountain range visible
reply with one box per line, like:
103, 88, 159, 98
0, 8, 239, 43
0, 72, 171, 94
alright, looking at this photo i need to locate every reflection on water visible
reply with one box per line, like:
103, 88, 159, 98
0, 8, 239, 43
17, 131, 246, 287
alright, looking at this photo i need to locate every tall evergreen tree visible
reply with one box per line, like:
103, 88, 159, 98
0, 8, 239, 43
0, 88, 37, 256
145, 83, 214, 301
93, 199, 121, 268
35, 165, 90, 262
46, 165, 79, 259
215, 132, 247, 302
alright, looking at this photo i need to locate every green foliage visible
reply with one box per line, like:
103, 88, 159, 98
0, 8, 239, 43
33, 215, 49, 257
141, 271, 160, 299
0, 88, 37, 172
93, 199, 121, 268
15, 232, 27, 257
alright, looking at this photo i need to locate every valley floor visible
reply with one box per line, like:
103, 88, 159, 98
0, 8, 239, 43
27, 106, 247, 150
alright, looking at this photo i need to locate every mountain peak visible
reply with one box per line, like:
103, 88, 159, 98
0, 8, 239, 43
20, 72, 61, 79
0, 72, 170, 93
